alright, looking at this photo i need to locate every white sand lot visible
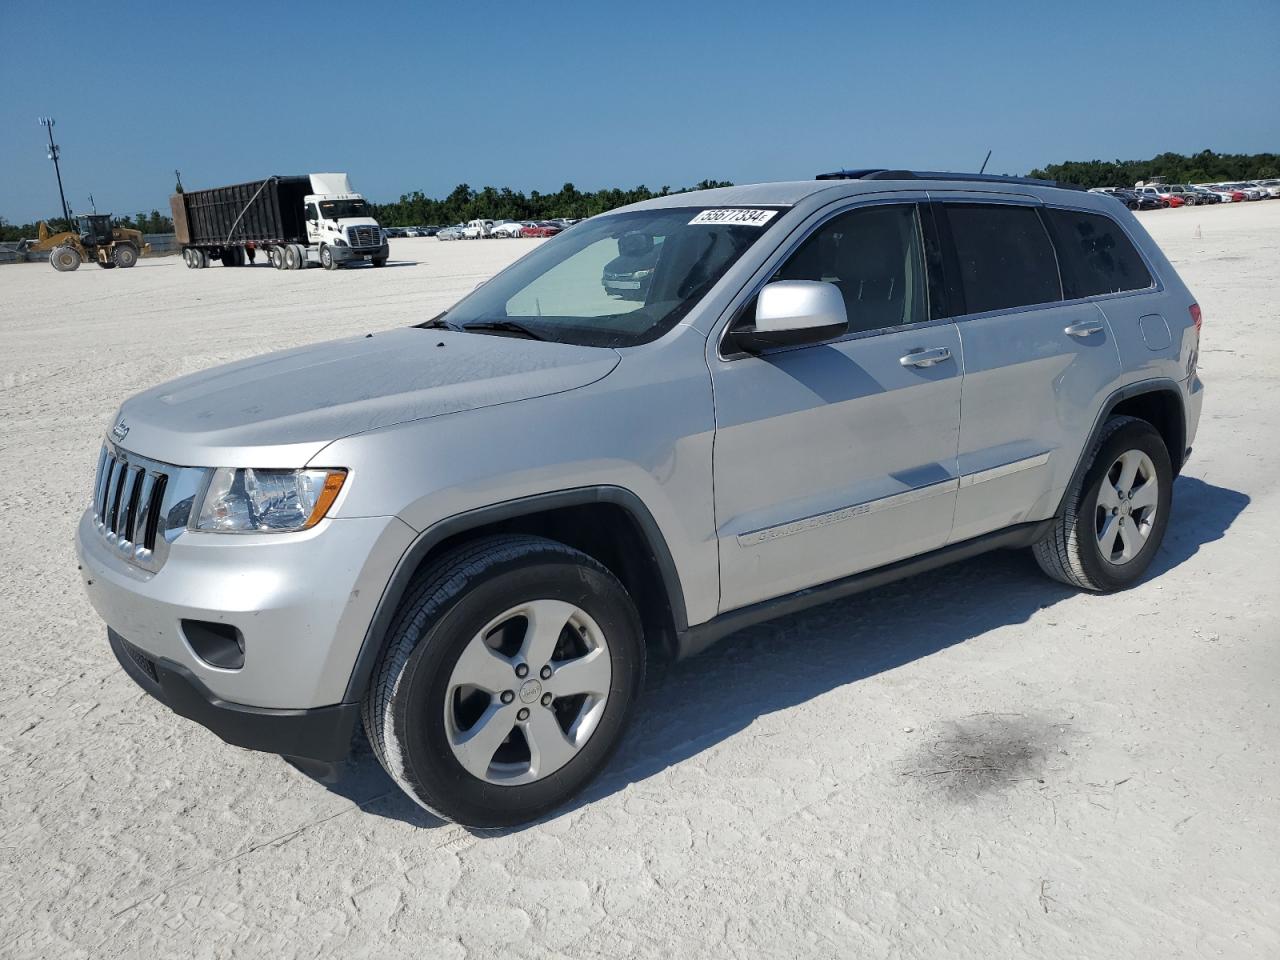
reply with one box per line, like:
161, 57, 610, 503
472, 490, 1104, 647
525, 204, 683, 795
1, 208, 1277, 958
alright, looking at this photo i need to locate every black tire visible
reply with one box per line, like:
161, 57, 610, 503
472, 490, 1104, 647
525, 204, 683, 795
112, 244, 139, 268
320, 245, 336, 270
270, 247, 284, 270
362, 535, 645, 827
1033, 416, 1173, 592
284, 244, 301, 270
50, 245, 81, 272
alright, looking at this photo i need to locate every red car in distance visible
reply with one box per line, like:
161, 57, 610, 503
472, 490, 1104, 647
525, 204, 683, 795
522, 221, 565, 238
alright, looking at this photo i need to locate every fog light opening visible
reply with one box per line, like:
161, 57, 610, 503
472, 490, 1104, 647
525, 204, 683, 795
181, 619, 245, 670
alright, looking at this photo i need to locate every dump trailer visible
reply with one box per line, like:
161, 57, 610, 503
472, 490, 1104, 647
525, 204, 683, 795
170, 173, 389, 271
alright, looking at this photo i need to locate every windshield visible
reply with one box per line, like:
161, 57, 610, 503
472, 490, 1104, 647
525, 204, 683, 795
318, 198, 371, 220
435, 206, 785, 347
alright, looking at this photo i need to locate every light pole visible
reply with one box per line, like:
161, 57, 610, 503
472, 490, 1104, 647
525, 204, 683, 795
38, 117, 72, 226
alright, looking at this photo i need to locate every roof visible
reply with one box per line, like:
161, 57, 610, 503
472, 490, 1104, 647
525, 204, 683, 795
623, 170, 1090, 214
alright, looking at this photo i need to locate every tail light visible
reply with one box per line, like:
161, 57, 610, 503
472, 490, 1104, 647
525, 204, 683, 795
1189, 303, 1202, 332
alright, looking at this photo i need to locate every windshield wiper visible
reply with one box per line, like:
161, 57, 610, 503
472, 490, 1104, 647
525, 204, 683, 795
461, 320, 547, 341
417, 315, 462, 331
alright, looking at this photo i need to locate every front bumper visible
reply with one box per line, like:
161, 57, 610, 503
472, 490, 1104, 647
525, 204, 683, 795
109, 628, 360, 760
77, 508, 417, 710
330, 242, 389, 263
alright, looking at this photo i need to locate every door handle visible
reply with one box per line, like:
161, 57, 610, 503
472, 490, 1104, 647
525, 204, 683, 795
899, 346, 952, 368
1064, 319, 1105, 338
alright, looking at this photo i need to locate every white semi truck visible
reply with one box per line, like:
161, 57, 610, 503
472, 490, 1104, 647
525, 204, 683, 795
170, 173, 390, 270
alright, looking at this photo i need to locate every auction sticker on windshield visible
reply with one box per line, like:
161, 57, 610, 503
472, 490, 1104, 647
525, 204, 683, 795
689, 208, 779, 226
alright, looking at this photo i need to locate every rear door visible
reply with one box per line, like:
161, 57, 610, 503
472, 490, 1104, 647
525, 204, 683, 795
709, 198, 964, 612
929, 196, 1123, 543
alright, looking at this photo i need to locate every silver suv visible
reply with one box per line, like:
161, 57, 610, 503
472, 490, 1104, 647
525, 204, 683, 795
77, 171, 1204, 826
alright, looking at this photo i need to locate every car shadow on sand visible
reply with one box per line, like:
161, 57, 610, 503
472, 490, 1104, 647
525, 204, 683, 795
296, 475, 1248, 830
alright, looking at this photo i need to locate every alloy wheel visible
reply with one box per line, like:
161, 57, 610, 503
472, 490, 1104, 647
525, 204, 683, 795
443, 599, 612, 785
1095, 449, 1159, 565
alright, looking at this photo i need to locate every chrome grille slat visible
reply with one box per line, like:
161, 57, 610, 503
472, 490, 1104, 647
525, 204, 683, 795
94, 451, 115, 520
111, 465, 138, 537
131, 471, 157, 551
122, 467, 147, 543
143, 472, 168, 550
104, 459, 126, 532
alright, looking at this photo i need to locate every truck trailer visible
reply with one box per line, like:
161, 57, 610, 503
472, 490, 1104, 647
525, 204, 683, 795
170, 173, 389, 270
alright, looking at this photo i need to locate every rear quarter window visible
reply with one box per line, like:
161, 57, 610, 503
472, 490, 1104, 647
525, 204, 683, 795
943, 203, 1062, 314
1043, 208, 1152, 299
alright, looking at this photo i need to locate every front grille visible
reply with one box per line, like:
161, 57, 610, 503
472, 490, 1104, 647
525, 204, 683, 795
92, 445, 170, 562
347, 225, 381, 248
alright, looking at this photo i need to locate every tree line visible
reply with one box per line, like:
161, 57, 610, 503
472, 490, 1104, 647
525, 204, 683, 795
0, 210, 174, 242
1029, 150, 1279, 189
6, 151, 1278, 241
372, 180, 735, 227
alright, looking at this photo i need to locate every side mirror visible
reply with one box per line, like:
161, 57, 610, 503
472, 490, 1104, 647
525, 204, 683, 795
731, 280, 848, 353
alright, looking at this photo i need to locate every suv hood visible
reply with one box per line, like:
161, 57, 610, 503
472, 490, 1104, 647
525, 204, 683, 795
114, 328, 620, 467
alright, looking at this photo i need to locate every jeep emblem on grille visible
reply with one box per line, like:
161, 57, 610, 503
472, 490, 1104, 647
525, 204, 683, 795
111, 419, 129, 442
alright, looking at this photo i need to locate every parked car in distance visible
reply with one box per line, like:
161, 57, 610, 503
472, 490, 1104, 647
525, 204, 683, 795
1183, 186, 1220, 205
1135, 186, 1179, 207
78, 172, 1204, 827
419, 226, 441, 237
436, 225, 465, 240
1247, 179, 1280, 198
490, 221, 525, 238
522, 221, 565, 238
463, 219, 495, 239
1218, 182, 1265, 200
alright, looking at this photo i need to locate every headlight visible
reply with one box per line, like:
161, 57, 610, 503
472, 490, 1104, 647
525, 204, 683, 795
194, 468, 347, 533
334, 237, 348, 247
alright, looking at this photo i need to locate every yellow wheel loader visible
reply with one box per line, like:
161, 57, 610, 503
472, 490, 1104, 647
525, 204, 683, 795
27, 215, 151, 272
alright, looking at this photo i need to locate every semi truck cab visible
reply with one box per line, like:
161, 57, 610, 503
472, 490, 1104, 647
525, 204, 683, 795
304, 173, 388, 268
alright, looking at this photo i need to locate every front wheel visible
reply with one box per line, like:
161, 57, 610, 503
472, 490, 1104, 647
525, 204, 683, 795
1033, 416, 1173, 592
362, 535, 645, 826
320, 245, 336, 270
112, 244, 139, 268
372, 257, 387, 267
50, 245, 81, 272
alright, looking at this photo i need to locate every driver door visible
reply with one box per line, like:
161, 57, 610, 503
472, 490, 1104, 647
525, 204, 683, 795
709, 200, 963, 612
306, 202, 323, 245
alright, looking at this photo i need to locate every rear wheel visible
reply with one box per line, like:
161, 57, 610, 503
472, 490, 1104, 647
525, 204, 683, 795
362, 535, 645, 826
50, 245, 81, 272
1033, 416, 1173, 592
112, 244, 139, 268
284, 244, 302, 270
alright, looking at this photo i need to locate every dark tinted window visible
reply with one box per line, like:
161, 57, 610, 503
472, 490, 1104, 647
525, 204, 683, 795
944, 204, 1061, 314
772, 204, 928, 333
1043, 208, 1152, 298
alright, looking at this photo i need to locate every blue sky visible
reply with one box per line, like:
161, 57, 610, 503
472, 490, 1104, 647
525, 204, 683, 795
3, 0, 1277, 223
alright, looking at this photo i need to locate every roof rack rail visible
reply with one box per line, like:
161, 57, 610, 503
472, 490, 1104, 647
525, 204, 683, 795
814, 169, 1085, 191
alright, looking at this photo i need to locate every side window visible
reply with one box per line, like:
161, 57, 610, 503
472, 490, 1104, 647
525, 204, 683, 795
307, 203, 320, 221
772, 204, 929, 334
943, 203, 1061, 314
1042, 208, 1153, 298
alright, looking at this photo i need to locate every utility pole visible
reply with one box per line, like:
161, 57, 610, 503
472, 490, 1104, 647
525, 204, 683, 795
38, 117, 72, 226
